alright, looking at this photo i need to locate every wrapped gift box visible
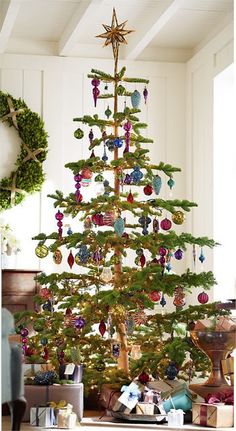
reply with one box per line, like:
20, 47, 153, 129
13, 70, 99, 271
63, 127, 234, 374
194, 318, 216, 331
30, 406, 55, 427
192, 403, 234, 428
113, 382, 141, 413
215, 316, 236, 332
136, 402, 155, 415
99, 384, 121, 411
163, 388, 192, 413
57, 404, 77, 429
221, 356, 234, 384
59, 363, 83, 383
23, 383, 83, 422
147, 379, 186, 399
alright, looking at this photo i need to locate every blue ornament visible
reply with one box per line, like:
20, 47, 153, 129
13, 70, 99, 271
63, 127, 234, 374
153, 175, 162, 195
126, 316, 135, 335
42, 300, 53, 312
40, 337, 48, 346
130, 166, 143, 183
131, 90, 141, 108
74, 316, 86, 329
114, 217, 125, 236
199, 248, 205, 263
160, 294, 166, 307
113, 137, 123, 148
166, 262, 172, 272
67, 226, 73, 235
76, 244, 90, 263
165, 361, 178, 380
167, 177, 175, 190
102, 146, 108, 162
105, 139, 115, 152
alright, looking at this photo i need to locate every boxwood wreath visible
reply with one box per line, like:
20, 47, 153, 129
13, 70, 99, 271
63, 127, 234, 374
0, 91, 48, 211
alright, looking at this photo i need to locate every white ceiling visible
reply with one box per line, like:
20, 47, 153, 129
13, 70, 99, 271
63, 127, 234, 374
0, 0, 234, 62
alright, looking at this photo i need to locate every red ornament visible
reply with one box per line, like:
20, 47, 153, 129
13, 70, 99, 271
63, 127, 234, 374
103, 211, 114, 226
198, 291, 209, 304
67, 251, 74, 269
39, 288, 51, 300
151, 258, 159, 264
143, 184, 153, 196
138, 371, 150, 384
66, 308, 72, 315
81, 168, 93, 179
99, 320, 106, 337
140, 254, 146, 267
42, 347, 49, 361
160, 218, 172, 230
149, 291, 161, 302
127, 191, 134, 203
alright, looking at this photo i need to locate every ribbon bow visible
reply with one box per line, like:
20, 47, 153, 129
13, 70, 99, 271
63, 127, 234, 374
49, 400, 67, 409
143, 388, 161, 404
121, 382, 141, 400
205, 389, 234, 406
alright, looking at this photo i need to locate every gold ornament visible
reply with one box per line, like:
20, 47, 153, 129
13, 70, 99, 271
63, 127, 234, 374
53, 249, 62, 264
110, 304, 127, 322
96, 8, 133, 67
35, 244, 48, 258
172, 211, 185, 225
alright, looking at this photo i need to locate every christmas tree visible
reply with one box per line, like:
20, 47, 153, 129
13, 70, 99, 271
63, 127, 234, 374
15, 9, 226, 390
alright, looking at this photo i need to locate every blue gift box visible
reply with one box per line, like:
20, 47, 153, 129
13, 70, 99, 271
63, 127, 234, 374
163, 389, 192, 413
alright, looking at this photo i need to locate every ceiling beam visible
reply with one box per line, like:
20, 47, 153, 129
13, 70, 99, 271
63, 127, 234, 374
58, 0, 105, 56
125, 0, 184, 60
0, 0, 21, 53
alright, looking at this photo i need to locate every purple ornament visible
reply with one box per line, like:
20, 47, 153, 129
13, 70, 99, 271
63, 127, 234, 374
21, 337, 28, 344
123, 120, 132, 131
89, 129, 94, 143
55, 210, 64, 221
20, 328, 29, 337
159, 247, 167, 256
174, 249, 183, 260
91, 79, 100, 107
160, 218, 172, 231
74, 316, 86, 329
74, 173, 82, 182
124, 174, 131, 184
143, 87, 148, 104
75, 182, 81, 189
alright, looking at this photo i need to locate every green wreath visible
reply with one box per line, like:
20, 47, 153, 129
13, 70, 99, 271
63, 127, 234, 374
0, 91, 48, 211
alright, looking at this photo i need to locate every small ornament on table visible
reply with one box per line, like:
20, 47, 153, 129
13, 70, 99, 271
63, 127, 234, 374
165, 361, 178, 380
35, 244, 49, 258
67, 250, 74, 268
91, 78, 100, 107
160, 217, 172, 231
130, 344, 142, 360
143, 86, 148, 104
111, 342, 121, 358
172, 210, 185, 225
174, 248, 183, 260
99, 319, 106, 337
197, 291, 209, 304
131, 89, 141, 108
152, 174, 162, 195
74, 127, 84, 139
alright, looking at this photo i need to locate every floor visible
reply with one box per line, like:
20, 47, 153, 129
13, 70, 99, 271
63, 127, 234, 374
1, 413, 234, 431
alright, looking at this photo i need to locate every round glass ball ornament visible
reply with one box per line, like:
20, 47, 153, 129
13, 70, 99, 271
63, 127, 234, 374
174, 248, 183, 260
149, 291, 161, 302
20, 328, 29, 337
160, 218, 172, 231
74, 128, 84, 139
81, 168, 93, 179
172, 211, 185, 225
143, 184, 153, 195
197, 291, 209, 304
35, 244, 49, 258
74, 316, 86, 329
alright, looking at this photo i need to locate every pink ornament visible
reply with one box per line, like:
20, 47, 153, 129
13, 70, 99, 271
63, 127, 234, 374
91, 78, 100, 107
198, 291, 209, 304
160, 218, 172, 230
149, 291, 161, 302
159, 247, 167, 256
81, 168, 93, 179
39, 288, 51, 300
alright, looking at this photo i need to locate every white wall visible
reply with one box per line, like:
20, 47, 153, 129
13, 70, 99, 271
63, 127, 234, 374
0, 55, 186, 277
185, 21, 234, 303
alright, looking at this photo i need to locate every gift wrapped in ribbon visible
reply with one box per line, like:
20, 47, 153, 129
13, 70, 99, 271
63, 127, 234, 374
193, 389, 234, 428
147, 379, 186, 399
113, 382, 141, 413
163, 388, 193, 413
30, 406, 55, 427
57, 403, 77, 429
221, 356, 234, 385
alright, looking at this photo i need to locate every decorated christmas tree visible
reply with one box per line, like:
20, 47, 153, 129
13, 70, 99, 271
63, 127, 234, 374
15, 9, 227, 391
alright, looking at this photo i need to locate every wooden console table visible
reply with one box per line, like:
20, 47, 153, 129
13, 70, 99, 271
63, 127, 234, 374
2, 269, 41, 313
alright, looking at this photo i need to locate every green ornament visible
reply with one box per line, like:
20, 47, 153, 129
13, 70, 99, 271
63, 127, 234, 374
105, 106, 112, 119
33, 319, 46, 332
35, 244, 49, 258
94, 174, 104, 182
74, 128, 84, 139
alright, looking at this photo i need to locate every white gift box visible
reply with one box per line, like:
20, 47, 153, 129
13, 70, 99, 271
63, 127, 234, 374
30, 406, 55, 427
57, 409, 77, 429
136, 402, 155, 415
113, 382, 141, 413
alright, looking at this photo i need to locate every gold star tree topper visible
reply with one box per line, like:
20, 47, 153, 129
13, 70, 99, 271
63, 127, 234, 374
96, 8, 133, 66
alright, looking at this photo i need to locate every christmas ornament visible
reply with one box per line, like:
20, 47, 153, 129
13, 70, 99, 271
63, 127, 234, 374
100, 266, 113, 282
167, 176, 175, 190
103, 211, 115, 226
152, 175, 162, 195
174, 248, 183, 260
160, 218, 172, 231
90, 149, 95, 158
187, 321, 196, 331
173, 286, 186, 307
139, 215, 151, 235
126, 315, 135, 335
66, 226, 73, 235
96, 361, 106, 371
67, 250, 74, 268
143, 184, 153, 195
42, 300, 53, 312
143, 86, 148, 104
133, 309, 147, 326
76, 245, 90, 263
99, 320, 106, 336
159, 247, 167, 256
91, 78, 100, 107
40, 337, 48, 346
114, 137, 123, 148
55, 210, 64, 239
74, 316, 86, 329
131, 89, 141, 108
111, 342, 121, 358
127, 190, 134, 203
172, 211, 185, 225
123, 120, 132, 153
130, 166, 143, 183
138, 371, 149, 384
39, 287, 51, 299
53, 249, 62, 264
84, 216, 92, 229
102, 145, 108, 162
74, 128, 84, 139
197, 291, 209, 304
199, 247, 205, 263
92, 248, 102, 263
160, 293, 166, 307
81, 167, 93, 179
165, 361, 178, 380
149, 291, 161, 302
20, 328, 29, 337
140, 254, 146, 267
35, 244, 48, 258
105, 139, 115, 152
124, 173, 131, 184
153, 218, 159, 233
103, 179, 111, 195
114, 216, 125, 236
105, 106, 112, 118
193, 244, 196, 267
130, 344, 142, 360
